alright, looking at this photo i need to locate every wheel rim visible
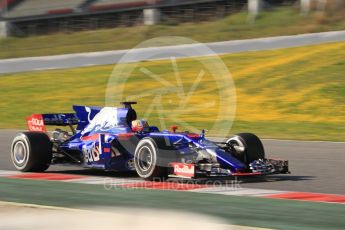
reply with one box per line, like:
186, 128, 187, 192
227, 136, 246, 155
137, 146, 153, 172
13, 141, 27, 165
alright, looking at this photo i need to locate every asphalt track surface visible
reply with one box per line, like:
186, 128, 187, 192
1, 30, 345, 74
1, 130, 344, 194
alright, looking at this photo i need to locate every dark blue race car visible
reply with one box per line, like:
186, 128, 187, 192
11, 102, 289, 180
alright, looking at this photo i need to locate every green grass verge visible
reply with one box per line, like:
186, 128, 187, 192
0, 7, 345, 59
0, 42, 344, 141
0, 177, 344, 230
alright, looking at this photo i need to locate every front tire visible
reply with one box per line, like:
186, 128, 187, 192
134, 138, 167, 181
11, 132, 52, 172
226, 133, 265, 164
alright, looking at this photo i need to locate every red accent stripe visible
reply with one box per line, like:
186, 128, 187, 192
187, 133, 200, 139
266, 192, 345, 204
232, 172, 263, 176
81, 133, 100, 141
120, 182, 208, 191
9, 173, 85, 181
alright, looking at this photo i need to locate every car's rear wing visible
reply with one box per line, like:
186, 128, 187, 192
26, 104, 135, 132
26, 113, 79, 132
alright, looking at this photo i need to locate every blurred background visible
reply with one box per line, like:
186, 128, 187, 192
0, 0, 344, 140
0, 0, 344, 56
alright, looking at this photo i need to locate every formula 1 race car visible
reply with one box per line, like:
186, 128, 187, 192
11, 102, 289, 180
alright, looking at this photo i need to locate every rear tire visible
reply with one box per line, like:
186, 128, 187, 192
11, 132, 52, 172
226, 133, 265, 164
134, 138, 167, 181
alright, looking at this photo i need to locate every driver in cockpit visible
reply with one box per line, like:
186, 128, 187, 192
131, 119, 149, 132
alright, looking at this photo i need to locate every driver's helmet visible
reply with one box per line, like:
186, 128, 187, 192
131, 119, 149, 132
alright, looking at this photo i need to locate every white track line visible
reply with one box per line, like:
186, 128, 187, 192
0, 200, 84, 212
1, 30, 345, 63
